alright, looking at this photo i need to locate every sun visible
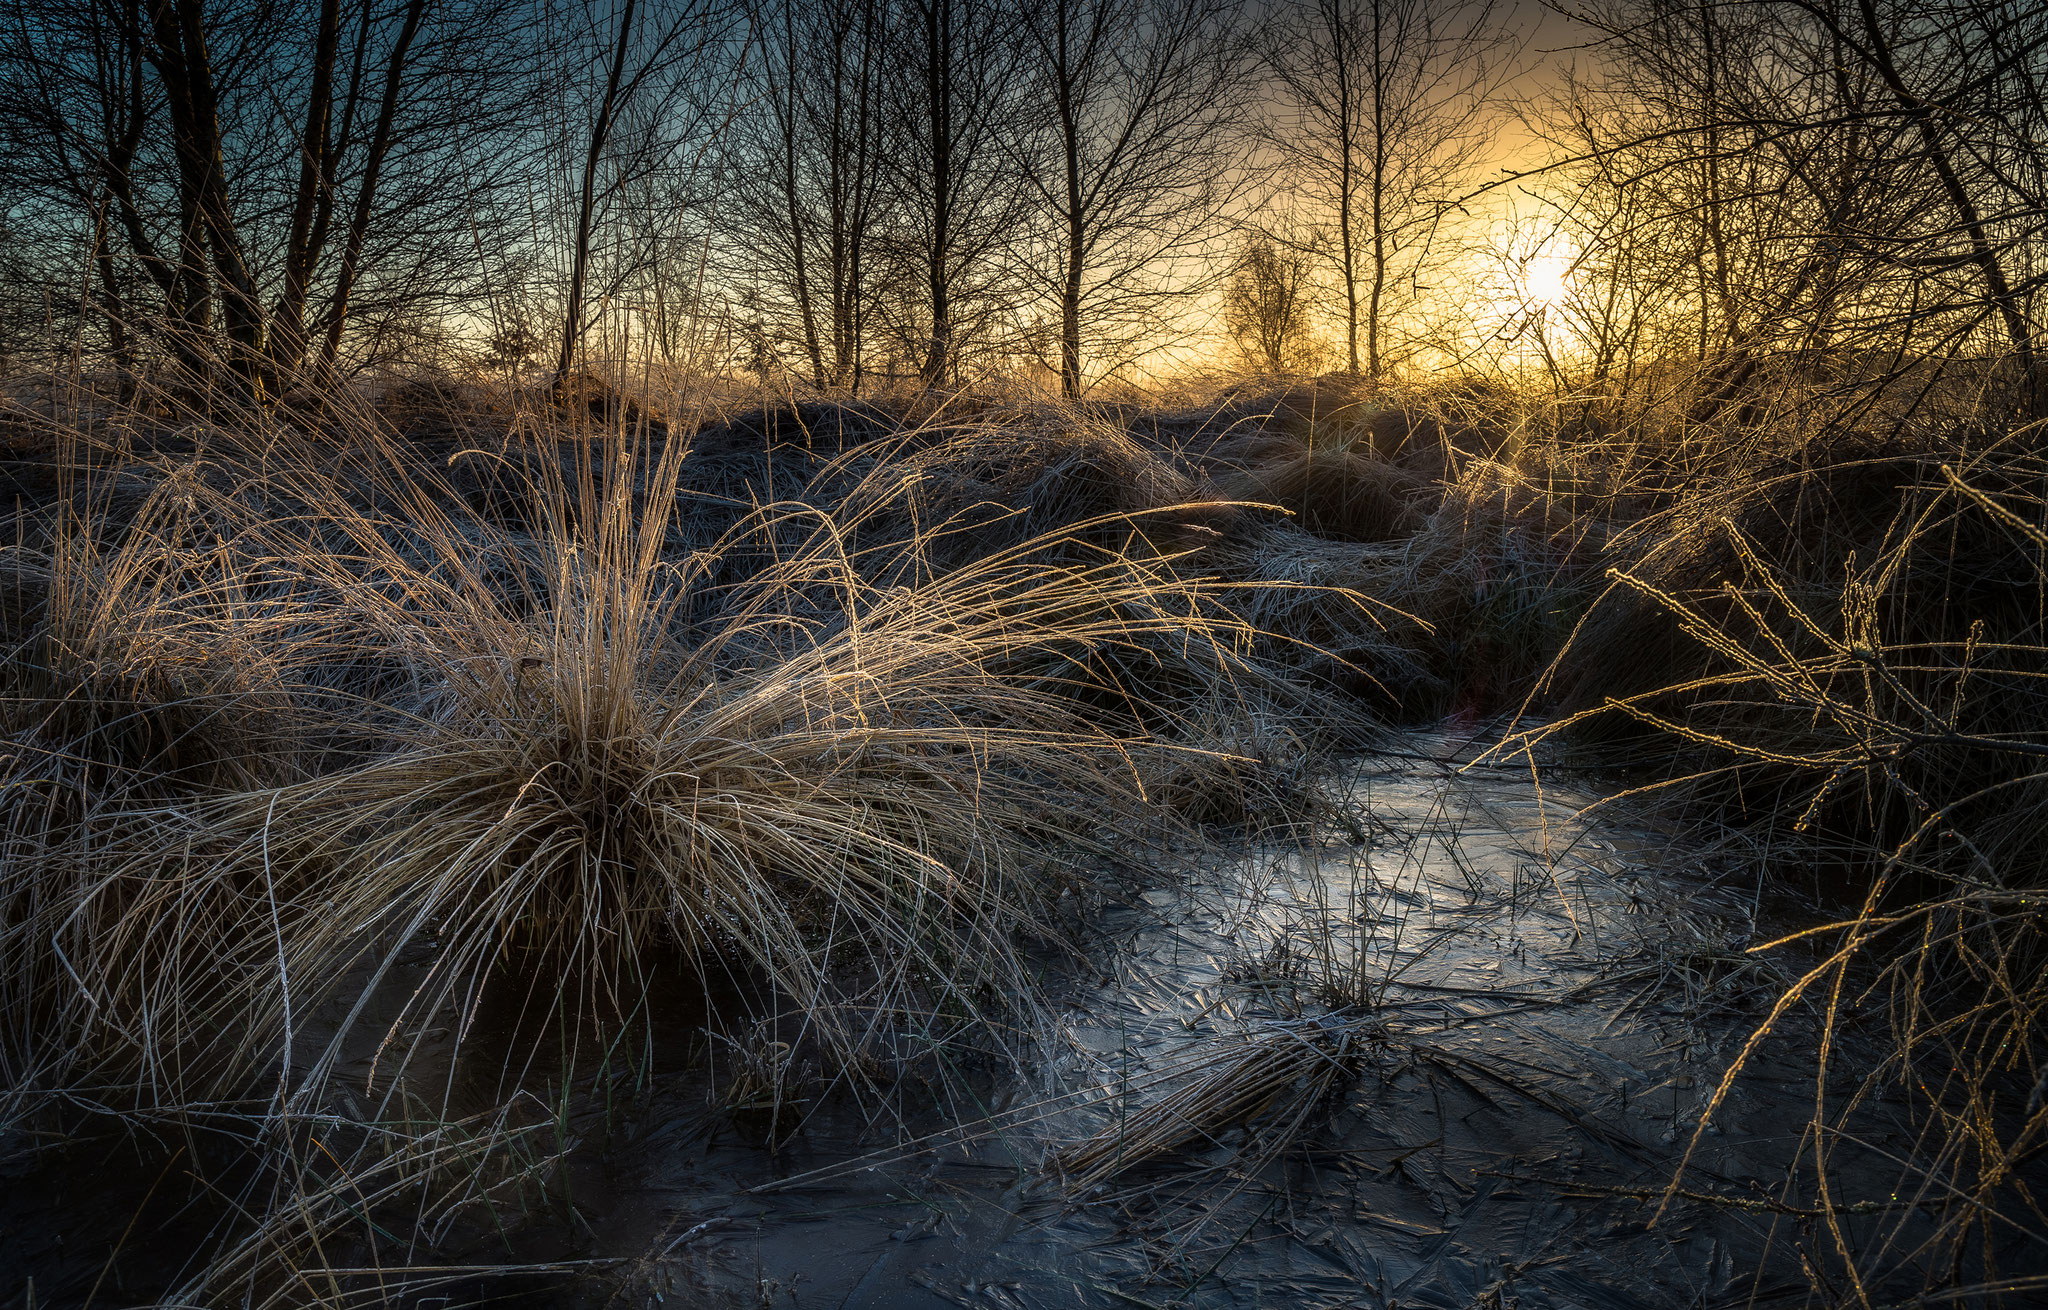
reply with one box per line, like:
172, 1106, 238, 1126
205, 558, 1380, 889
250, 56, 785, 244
1522, 250, 1573, 307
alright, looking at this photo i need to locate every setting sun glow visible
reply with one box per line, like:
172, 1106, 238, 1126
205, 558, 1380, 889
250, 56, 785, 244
1522, 251, 1573, 306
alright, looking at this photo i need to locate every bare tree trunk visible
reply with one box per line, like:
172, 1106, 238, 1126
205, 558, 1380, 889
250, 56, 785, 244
1699, 3, 1733, 347
1056, 0, 1083, 398
318, 0, 427, 381
778, 4, 826, 385
137, 0, 217, 384
1059, 136, 1084, 398
1364, 0, 1385, 384
846, 2, 878, 394
555, 0, 639, 387
921, 0, 953, 386
98, 1, 191, 377
1329, 0, 1360, 376
826, 30, 849, 386
88, 191, 134, 390
150, 0, 266, 395
819, 0, 879, 394
267, 0, 340, 382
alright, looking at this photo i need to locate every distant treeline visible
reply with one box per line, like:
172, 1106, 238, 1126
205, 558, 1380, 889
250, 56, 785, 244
0, 0, 2042, 418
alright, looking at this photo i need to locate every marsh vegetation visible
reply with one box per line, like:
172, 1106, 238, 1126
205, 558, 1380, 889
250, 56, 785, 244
2, 0, 2047, 1305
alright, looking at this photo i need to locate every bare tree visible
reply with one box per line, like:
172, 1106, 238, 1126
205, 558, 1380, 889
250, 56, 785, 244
0, 0, 532, 392
146, 0, 267, 389
882, 0, 1028, 386
1223, 234, 1320, 374
1012, 0, 1251, 398
1258, 0, 1509, 383
311, 0, 431, 382
555, 0, 642, 385
546, 0, 739, 387
1526, 0, 2048, 426
720, 0, 890, 391
1834, 0, 2045, 413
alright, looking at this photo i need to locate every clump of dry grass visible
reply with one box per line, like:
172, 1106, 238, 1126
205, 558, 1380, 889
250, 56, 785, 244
1126, 709, 1327, 835
1195, 384, 1460, 546
1050, 1014, 1365, 1196
374, 371, 511, 440
3, 475, 304, 800
1217, 458, 1595, 719
1211, 525, 1431, 707
802, 409, 1378, 768
1209, 444, 1430, 543
833, 407, 1237, 568
1410, 462, 1602, 715
0, 459, 339, 1109
200, 424, 1306, 1108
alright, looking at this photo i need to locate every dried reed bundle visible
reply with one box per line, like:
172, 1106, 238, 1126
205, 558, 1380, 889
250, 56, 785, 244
1051, 1015, 1360, 1194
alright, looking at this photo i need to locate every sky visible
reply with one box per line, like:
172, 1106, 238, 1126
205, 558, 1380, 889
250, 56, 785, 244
1488, 1, 1599, 152
1174, 0, 1614, 382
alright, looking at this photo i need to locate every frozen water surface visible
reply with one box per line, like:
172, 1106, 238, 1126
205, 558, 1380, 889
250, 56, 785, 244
566, 739, 1953, 1309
